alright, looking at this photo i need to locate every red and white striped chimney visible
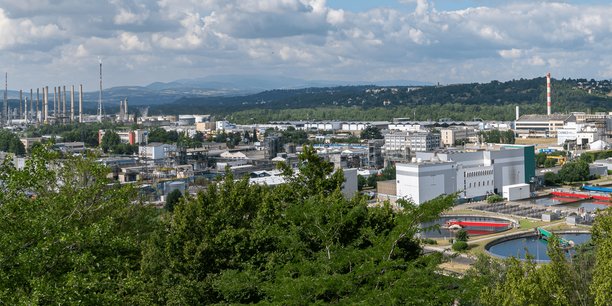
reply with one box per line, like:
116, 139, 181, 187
546, 72, 551, 115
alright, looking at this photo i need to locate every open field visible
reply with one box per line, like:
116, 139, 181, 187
515, 138, 558, 145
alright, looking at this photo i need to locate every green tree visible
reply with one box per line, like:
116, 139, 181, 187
455, 229, 469, 242
379, 164, 396, 181
592, 207, 612, 305
487, 194, 504, 203
140, 144, 463, 305
360, 126, 383, 139
0, 146, 158, 304
558, 160, 590, 183
100, 130, 121, 153
0, 129, 26, 155
165, 189, 183, 212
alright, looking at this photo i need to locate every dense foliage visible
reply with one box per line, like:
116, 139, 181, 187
543, 160, 592, 185
26, 122, 122, 147
479, 130, 515, 144
2, 145, 611, 304
0, 129, 25, 155
360, 126, 383, 139
0, 146, 465, 304
0, 147, 159, 303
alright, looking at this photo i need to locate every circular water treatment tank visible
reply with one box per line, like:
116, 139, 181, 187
485, 231, 591, 262
420, 215, 515, 239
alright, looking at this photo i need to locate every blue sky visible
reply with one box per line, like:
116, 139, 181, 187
1, 0, 612, 90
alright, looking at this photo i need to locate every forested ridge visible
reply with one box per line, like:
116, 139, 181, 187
0, 146, 610, 304
151, 77, 612, 122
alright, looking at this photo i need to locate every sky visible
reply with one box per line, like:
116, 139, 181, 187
2, 0, 612, 90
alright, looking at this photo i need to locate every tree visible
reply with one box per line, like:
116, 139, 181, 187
100, 130, 121, 153
465, 233, 594, 306
455, 229, 469, 242
0, 129, 26, 155
165, 189, 182, 212
592, 207, 612, 305
558, 160, 590, 183
139, 145, 464, 305
0, 146, 158, 304
379, 164, 396, 181
360, 126, 383, 139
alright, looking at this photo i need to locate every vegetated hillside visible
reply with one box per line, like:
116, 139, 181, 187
149, 77, 612, 121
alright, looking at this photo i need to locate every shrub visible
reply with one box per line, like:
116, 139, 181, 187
452, 241, 468, 251
486, 194, 504, 203
455, 229, 469, 242
422, 238, 438, 245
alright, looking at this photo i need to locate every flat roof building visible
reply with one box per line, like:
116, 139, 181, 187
396, 145, 535, 204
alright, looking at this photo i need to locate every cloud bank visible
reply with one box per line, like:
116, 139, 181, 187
1, 0, 612, 89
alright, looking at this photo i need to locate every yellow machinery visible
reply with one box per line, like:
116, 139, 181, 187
545, 155, 566, 166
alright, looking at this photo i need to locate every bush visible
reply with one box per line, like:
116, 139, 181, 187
422, 238, 438, 245
452, 241, 469, 251
455, 229, 469, 242
486, 194, 504, 203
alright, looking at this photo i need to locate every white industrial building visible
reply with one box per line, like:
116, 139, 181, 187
396, 145, 535, 204
139, 142, 177, 161
503, 183, 530, 201
514, 114, 576, 138
556, 122, 603, 146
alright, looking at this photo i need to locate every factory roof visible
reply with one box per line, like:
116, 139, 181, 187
516, 114, 575, 122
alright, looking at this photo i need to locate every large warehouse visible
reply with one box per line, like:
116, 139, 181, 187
396, 145, 535, 204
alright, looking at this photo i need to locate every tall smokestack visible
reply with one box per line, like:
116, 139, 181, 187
53, 86, 57, 118
546, 72, 551, 116
79, 84, 83, 123
36, 88, 40, 123
124, 98, 128, 121
19, 90, 22, 119
63, 85, 67, 122
70, 85, 74, 123
515, 106, 520, 121
44, 86, 49, 124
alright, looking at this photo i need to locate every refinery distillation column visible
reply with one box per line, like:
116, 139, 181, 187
44, 86, 49, 124
70, 85, 74, 123
546, 72, 552, 116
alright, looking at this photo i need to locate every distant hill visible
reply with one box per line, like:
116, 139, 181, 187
148, 77, 612, 121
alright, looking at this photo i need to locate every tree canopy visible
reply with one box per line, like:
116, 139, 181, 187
1, 144, 611, 304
